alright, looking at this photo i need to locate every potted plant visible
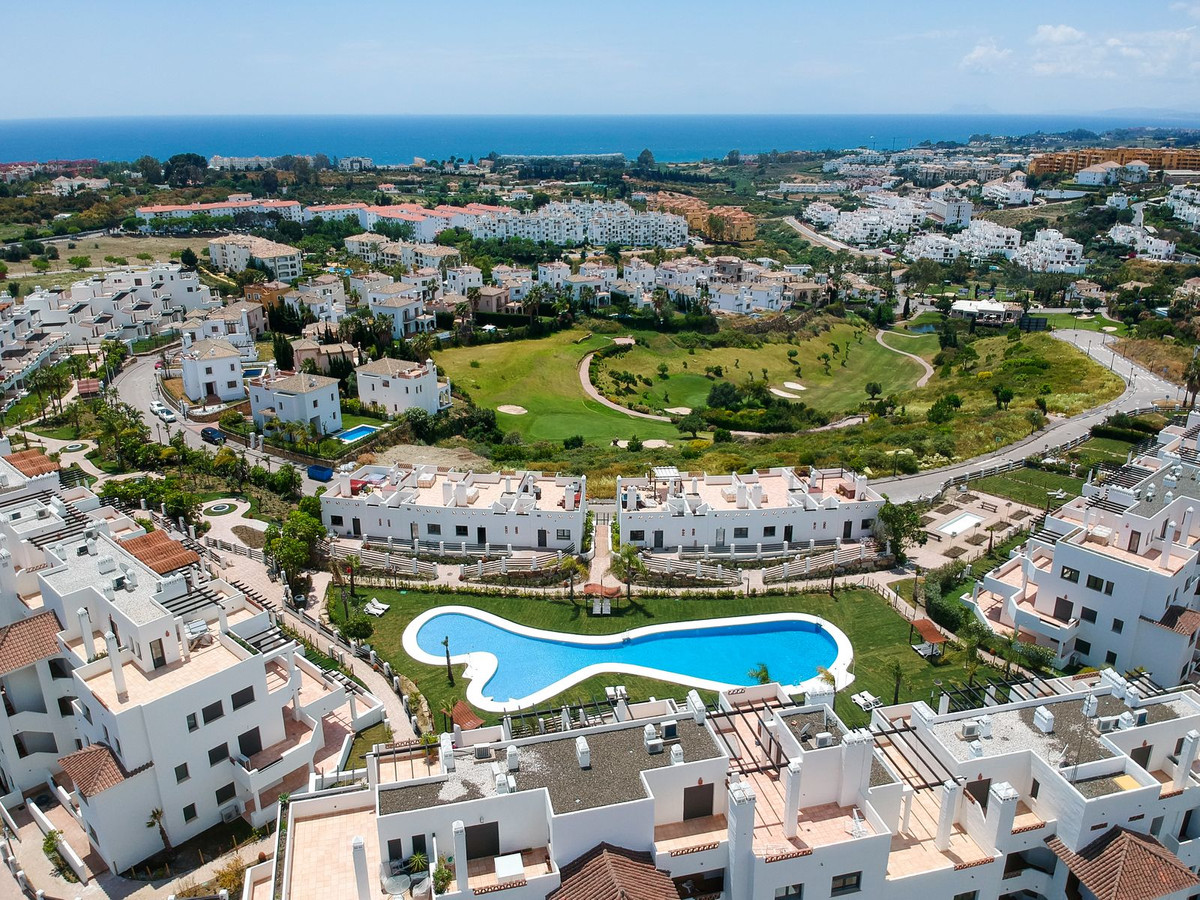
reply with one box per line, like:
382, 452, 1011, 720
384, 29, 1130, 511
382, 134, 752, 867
433, 857, 453, 894
407, 850, 428, 875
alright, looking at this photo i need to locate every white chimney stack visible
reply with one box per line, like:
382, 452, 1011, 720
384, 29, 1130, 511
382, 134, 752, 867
351, 837, 371, 900
76, 608, 95, 662
575, 736, 590, 769
104, 631, 126, 702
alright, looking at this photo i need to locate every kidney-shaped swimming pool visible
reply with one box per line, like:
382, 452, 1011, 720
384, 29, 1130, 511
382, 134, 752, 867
402, 606, 853, 711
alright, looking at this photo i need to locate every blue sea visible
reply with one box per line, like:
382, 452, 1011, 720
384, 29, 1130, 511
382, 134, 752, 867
3, 114, 1200, 165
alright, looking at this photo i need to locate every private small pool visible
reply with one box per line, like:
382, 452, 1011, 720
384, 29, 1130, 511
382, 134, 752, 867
403, 607, 853, 711
243, 367, 264, 378
939, 511, 983, 537
336, 424, 379, 443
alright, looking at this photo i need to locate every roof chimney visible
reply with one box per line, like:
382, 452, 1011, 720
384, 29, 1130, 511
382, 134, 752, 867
104, 631, 127, 702
76, 607, 95, 662
575, 736, 590, 769
1033, 706, 1055, 734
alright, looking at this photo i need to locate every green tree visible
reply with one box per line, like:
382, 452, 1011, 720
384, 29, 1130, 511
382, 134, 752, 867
993, 386, 1014, 409
146, 807, 171, 852
610, 543, 645, 606
179, 247, 198, 269
888, 659, 905, 705
875, 499, 925, 564
68, 255, 91, 270
865, 381, 882, 400
342, 616, 374, 642
273, 333, 295, 370
677, 411, 704, 438
747, 663, 771, 685
636, 148, 656, 167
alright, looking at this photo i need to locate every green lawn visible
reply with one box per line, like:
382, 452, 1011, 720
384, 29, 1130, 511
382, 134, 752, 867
1039, 312, 1128, 336
590, 321, 924, 415
327, 586, 996, 731
1068, 436, 1137, 470
972, 467, 1086, 508
436, 329, 681, 443
878, 330, 940, 363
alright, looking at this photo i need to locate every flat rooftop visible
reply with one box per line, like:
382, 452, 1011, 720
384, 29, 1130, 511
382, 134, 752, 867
328, 465, 579, 513
81, 637, 244, 711
379, 719, 721, 816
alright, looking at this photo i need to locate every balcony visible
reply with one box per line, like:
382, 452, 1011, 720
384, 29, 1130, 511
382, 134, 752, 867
464, 847, 556, 894
233, 712, 321, 799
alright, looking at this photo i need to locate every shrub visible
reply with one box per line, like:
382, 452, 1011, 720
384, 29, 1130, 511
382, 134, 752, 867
562, 435, 584, 450
713, 428, 733, 443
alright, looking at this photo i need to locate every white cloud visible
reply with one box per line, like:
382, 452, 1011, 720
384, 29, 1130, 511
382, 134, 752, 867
959, 39, 1012, 72
1031, 24, 1086, 45
1171, 2, 1200, 20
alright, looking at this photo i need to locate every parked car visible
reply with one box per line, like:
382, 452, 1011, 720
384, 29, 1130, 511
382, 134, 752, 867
156, 407, 176, 424
200, 427, 224, 445
154, 360, 164, 370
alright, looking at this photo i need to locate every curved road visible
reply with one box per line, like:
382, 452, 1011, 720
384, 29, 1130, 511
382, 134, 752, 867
870, 329, 1180, 501
876, 330, 935, 388
577, 352, 672, 422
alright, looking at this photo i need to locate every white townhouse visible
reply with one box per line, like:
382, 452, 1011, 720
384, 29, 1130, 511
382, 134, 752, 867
248, 364, 342, 436
968, 409, 1200, 684
960, 220, 1023, 260
135, 198, 303, 228
207, 236, 303, 283
366, 285, 435, 339
444, 265, 483, 296
179, 337, 245, 404
1108, 224, 1176, 261
579, 260, 618, 291
616, 466, 883, 552
905, 233, 961, 263
622, 258, 658, 289
355, 357, 451, 417
537, 261, 571, 289
263, 670, 1200, 900
803, 201, 840, 228
981, 179, 1035, 206
181, 300, 266, 354
344, 232, 389, 264
1076, 161, 1122, 186
319, 465, 586, 550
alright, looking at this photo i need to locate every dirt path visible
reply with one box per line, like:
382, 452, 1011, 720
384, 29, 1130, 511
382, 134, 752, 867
876, 330, 935, 388
577, 352, 672, 422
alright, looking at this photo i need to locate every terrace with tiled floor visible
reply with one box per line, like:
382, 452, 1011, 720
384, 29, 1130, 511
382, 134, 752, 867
466, 847, 553, 891
287, 804, 381, 900
885, 789, 992, 879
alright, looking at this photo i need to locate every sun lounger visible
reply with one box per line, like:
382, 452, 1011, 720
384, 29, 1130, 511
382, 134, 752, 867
364, 605, 384, 618
601, 599, 611, 615
592, 598, 602, 615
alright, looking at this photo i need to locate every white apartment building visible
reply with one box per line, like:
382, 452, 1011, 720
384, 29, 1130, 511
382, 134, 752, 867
366, 285, 434, 339
264, 670, 1200, 900
981, 179, 1035, 206
1013, 229, 1086, 274
344, 233, 389, 263
319, 465, 586, 550
444, 266, 483, 296
961, 220, 1023, 260
616, 467, 882, 552
655, 258, 714, 291
355, 357, 451, 417
803, 202, 840, 227
179, 337, 245, 404
622, 258, 658, 289
1077, 161, 1122, 186
969, 410, 1200, 683
0, 484, 383, 873
905, 234, 961, 263
207, 236, 303, 283
928, 194, 973, 228
579, 261, 618, 291
136, 198, 302, 227
303, 203, 369, 225
49, 176, 109, 196
248, 365, 342, 436
537, 261, 570, 289
375, 241, 462, 273
1109, 225, 1176, 261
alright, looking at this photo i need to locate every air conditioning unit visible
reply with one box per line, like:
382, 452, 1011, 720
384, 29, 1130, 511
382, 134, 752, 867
473, 743, 492, 761
816, 732, 834, 749
220, 803, 241, 823
960, 721, 980, 740
1098, 716, 1120, 733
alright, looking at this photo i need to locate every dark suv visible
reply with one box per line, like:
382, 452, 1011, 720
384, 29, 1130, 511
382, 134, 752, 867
200, 427, 225, 445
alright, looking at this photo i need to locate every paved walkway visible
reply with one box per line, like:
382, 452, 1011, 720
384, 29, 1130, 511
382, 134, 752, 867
876, 330, 935, 388
577, 352, 672, 422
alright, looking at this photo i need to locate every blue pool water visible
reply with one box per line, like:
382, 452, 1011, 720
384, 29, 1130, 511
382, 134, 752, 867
242, 367, 264, 378
415, 612, 839, 704
337, 424, 379, 443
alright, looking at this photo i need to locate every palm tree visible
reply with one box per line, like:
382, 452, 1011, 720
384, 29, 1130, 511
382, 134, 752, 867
610, 543, 645, 607
442, 636, 455, 686
748, 663, 771, 685
25, 369, 47, 420
1185, 354, 1200, 409
559, 556, 588, 606
45, 368, 69, 416
146, 807, 171, 852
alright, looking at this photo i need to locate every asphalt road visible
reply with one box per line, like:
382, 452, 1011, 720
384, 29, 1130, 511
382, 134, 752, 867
869, 329, 1180, 501
110, 353, 330, 494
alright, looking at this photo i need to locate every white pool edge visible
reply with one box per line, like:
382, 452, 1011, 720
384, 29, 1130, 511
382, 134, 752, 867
401, 606, 855, 713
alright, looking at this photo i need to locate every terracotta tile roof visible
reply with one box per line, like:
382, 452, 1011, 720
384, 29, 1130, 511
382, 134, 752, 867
4, 450, 58, 477
119, 530, 199, 574
0, 611, 62, 676
57, 744, 129, 798
912, 618, 948, 644
548, 843, 677, 900
1046, 827, 1200, 900
1158, 605, 1200, 637
76, 378, 102, 397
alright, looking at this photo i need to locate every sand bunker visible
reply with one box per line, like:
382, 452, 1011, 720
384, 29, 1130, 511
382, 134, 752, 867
783, 381, 807, 391
664, 406, 692, 415
1102, 326, 1118, 333
497, 405, 528, 415
770, 388, 801, 399
616, 439, 673, 449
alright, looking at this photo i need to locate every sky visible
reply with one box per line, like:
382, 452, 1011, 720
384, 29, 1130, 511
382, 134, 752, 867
6, 0, 1200, 119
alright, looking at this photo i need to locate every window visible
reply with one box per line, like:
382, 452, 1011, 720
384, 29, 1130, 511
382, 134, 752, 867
1086, 574, 1105, 592
226, 381, 237, 389
57, 696, 75, 717
205, 366, 213, 375
1112, 618, 1124, 634
183, 804, 197, 823
455, 525, 468, 537
775, 886, 803, 899
186, 713, 197, 732
953, 893, 978, 900
231, 686, 254, 710
763, 526, 777, 538
629, 530, 645, 542
427, 524, 441, 536
330, 515, 344, 527
1075, 639, 1092, 655
831, 872, 861, 896
1030, 778, 1040, 799
1106, 651, 1118, 666
208, 743, 229, 766
733, 527, 749, 540
1061, 566, 1080, 583
1081, 607, 1097, 623
175, 763, 190, 783
215, 782, 236, 805
202, 701, 224, 724
1105, 580, 1115, 595
861, 518, 874, 530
